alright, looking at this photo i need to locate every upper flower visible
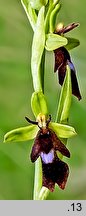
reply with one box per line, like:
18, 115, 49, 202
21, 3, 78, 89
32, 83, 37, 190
54, 22, 82, 100
54, 46, 82, 100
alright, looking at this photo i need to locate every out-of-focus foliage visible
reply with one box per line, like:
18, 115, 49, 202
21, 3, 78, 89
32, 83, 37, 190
0, 0, 86, 199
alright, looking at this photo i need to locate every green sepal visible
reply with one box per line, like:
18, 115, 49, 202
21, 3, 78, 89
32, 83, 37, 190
21, 0, 37, 31
4, 125, 39, 142
31, 91, 48, 117
49, 122, 76, 138
65, 37, 80, 51
56, 65, 72, 124
49, 3, 61, 33
31, 6, 45, 91
45, 33, 68, 51
30, 0, 48, 10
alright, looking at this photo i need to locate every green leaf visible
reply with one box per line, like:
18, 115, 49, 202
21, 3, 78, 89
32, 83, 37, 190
21, 0, 37, 31
30, 0, 48, 10
45, 33, 68, 51
56, 65, 72, 124
31, 6, 45, 91
31, 91, 48, 117
65, 37, 80, 50
49, 3, 61, 33
49, 122, 76, 138
4, 125, 39, 142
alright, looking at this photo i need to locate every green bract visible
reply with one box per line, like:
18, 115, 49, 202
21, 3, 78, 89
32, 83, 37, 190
30, 0, 48, 10
49, 3, 61, 33
4, 125, 39, 142
31, 91, 48, 117
49, 122, 76, 138
21, 0, 37, 31
56, 65, 72, 124
31, 6, 45, 91
65, 37, 80, 50
45, 0, 60, 33
45, 33, 68, 51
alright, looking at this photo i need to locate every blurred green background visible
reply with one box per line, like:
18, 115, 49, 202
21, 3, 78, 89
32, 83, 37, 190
0, 0, 86, 200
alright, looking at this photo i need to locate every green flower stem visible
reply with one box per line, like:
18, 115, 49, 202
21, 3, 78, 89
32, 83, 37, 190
55, 65, 72, 159
49, 3, 61, 33
33, 158, 42, 200
32, 8, 46, 200
49, 0, 53, 6
33, 59, 46, 200
38, 187, 49, 200
45, 0, 59, 33
55, 65, 72, 124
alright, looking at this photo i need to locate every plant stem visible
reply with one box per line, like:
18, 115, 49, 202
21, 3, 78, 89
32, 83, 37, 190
33, 158, 42, 200
33, 48, 50, 200
33, 49, 47, 200
38, 187, 49, 200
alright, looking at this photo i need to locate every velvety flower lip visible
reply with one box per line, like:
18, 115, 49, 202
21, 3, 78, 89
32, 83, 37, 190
54, 46, 82, 100
42, 152, 69, 192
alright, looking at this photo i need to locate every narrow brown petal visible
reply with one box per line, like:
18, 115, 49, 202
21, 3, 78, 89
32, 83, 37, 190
30, 131, 41, 162
30, 141, 41, 162
49, 129, 70, 158
68, 61, 82, 100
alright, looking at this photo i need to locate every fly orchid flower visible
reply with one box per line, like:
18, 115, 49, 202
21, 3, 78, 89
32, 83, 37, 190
27, 114, 70, 192
4, 113, 76, 192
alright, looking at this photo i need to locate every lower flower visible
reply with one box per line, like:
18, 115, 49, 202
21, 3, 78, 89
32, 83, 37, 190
4, 113, 76, 192
30, 115, 70, 192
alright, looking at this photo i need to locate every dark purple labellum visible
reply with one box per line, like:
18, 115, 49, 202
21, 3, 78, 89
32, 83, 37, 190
42, 152, 69, 192
30, 127, 70, 192
54, 47, 82, 100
